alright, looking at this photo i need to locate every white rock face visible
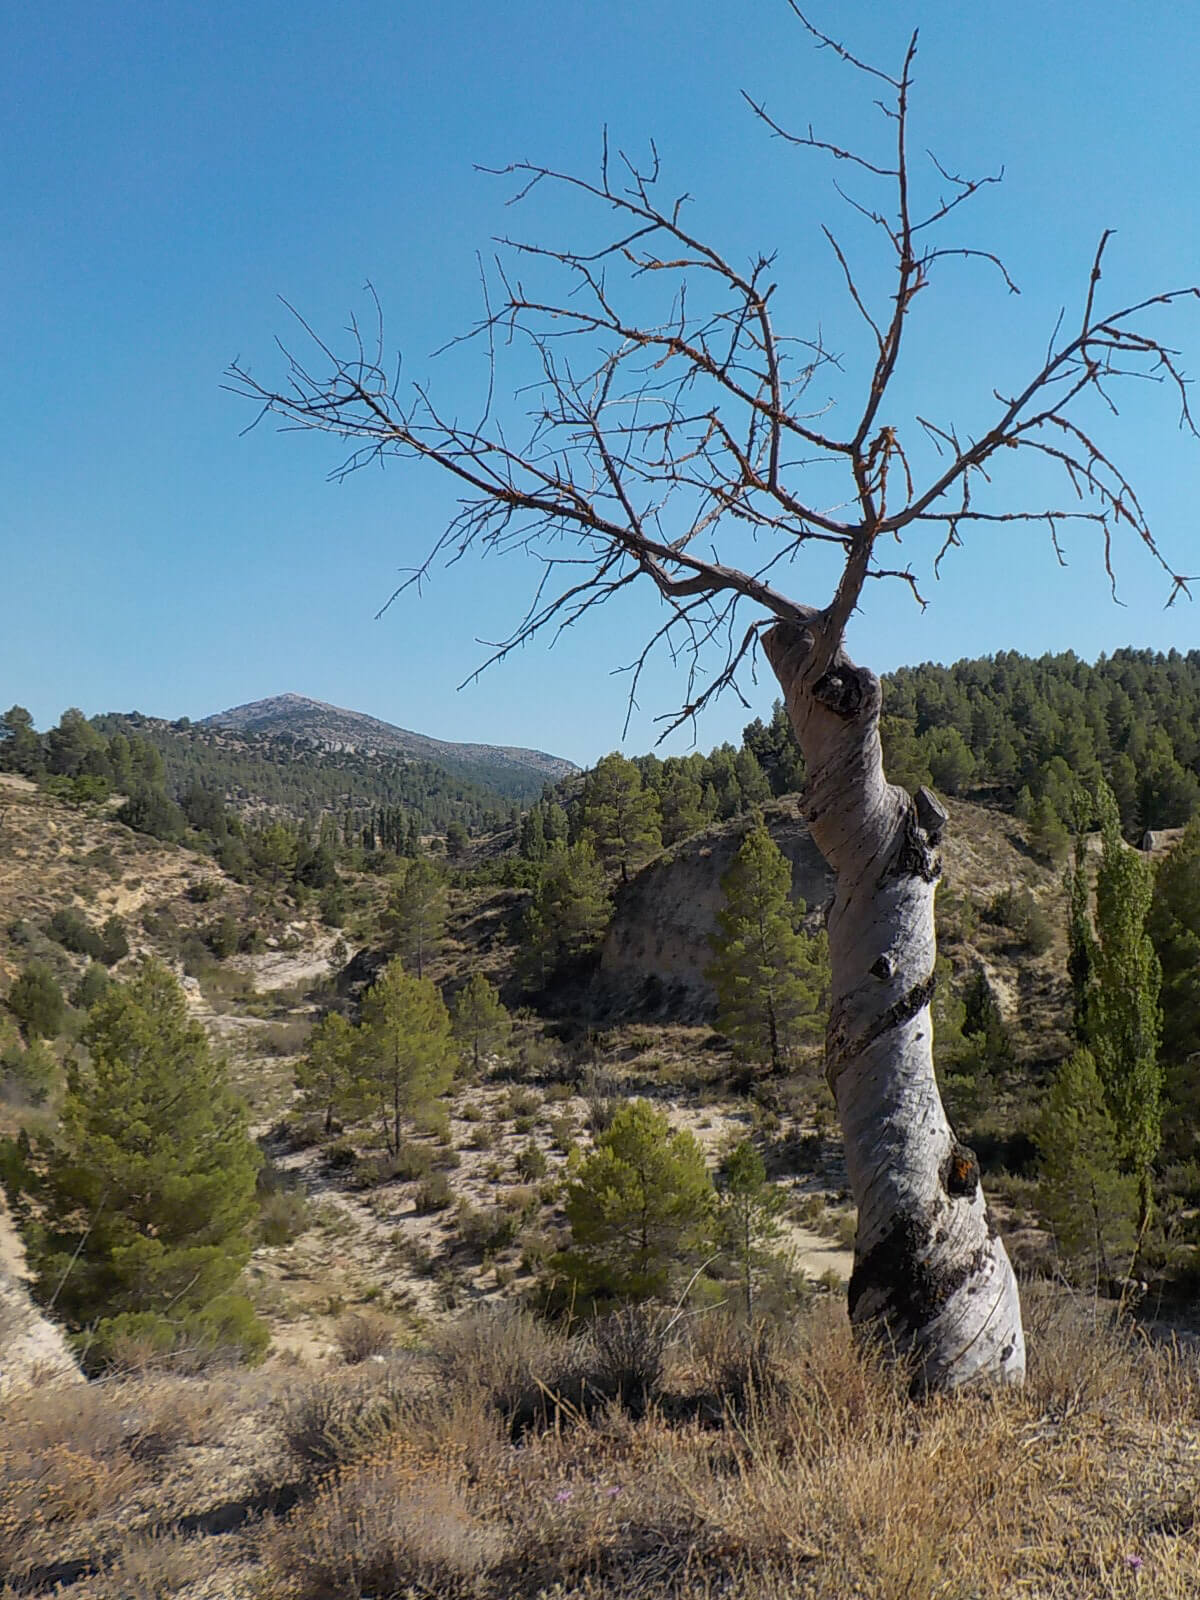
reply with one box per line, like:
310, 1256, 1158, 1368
598, 798, 834, 1019
0, 1270, 83, 1398
0, 1196, 83, 1397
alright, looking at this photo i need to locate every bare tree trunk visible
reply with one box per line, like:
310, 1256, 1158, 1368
765, 624, 1024, 1391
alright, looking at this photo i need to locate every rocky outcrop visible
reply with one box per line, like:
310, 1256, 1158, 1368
596, 799, 833, 1021
0, 1199, 82, 1398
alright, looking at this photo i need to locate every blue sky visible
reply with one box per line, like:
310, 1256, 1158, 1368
3, 1, 1198, 765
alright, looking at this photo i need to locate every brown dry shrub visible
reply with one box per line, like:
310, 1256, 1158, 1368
72, 1533, 206, 1600
334, 1310, 395, 1365
431, 1303, 575, 1427
0, 1382, 144, 1576
284, 1364, 503, 1480
262, 1459, 509, 1600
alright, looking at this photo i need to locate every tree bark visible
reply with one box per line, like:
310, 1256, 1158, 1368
764, 623, 1025, 1391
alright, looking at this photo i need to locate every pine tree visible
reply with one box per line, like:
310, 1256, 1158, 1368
357, 961, 458, 1152
659, 761, 707, 846
1037, 1047, 1138, 1287
451, 972, 512, 1074
577, 752, 662, 877
717, 1139, 788, 1321
520, 840, 612, 988
384, 856, 448, 977
706, 819, 828, 1073
296, 1009, 356, 1132
0, 962, 265, 1369
559, 1099, 714, 1301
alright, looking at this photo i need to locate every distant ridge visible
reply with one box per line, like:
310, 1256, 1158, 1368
200, 693, 577, 787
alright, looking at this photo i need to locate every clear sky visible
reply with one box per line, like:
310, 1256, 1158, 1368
4, 1, 1198, 766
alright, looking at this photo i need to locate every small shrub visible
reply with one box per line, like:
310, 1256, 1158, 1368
48, 906, 105, 959
6, 962, 65, 1039
259, 1187, 311, 1246
335, 1311, 395, 1364
515, 1141, 548, 1181
505, 1085, 540, 1120
455, 1201, 518, 1256
324, 1139, 359, 1173
548, 1114, 576, 1154
72, 960, 111, 1010
414, 1172, 453, 1213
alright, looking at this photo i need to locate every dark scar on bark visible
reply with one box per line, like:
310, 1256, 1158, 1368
825, 972, 937, 1084
890, 803, 942, 883
941, 1140, 980, 1199
812, 666, 866, 718
859, 973, 937, 1051
849, 1209, 991, 1338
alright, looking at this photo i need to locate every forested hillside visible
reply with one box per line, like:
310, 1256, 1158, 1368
878, 647, 1200, 837
97, 712, 524, 833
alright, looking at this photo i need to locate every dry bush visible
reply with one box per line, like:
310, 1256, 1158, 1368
71, 1533, 206, 1600
0, 1382, 145, 1578
431, 1304, 576, 1429
687, 1311, 795, 1416
585, 1304, 674, 1415
283, 1369, 410, 1473
335, 1310, 395, 1365
261, 1457, 509, 1600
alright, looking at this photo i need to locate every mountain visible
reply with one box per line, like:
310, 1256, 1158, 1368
200, 694, 577, 792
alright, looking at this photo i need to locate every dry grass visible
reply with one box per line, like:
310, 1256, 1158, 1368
6, 1292, 1200, 1599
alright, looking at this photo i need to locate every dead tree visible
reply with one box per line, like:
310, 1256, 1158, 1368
229, 8, 1197, 1389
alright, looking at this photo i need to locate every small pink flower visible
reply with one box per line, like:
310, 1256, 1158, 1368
554, 1489, 573, 1503
1126, 1555, 1144, 1572
605, 1486, 622, 1496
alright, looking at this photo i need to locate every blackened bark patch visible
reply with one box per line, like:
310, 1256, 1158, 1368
849, 1210, 992, 1342
812, 666, 865, 718
862, 972, 937, 1050
891, 804, 941, 883
826, 971, 938, 1085
870, 954, 894, 980
942, 1140, 980, 1199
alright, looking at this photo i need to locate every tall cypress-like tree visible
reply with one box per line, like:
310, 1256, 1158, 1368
0, 961, 264, 1369
706, 818, 828, 1073
1069, 783, 1163, 1229
1147, 819, 1200, 1158
1037, 1047, 1138, 1287
717, 1139, 788, 1322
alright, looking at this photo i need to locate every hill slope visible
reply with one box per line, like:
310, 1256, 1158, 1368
201, 693, 576, 792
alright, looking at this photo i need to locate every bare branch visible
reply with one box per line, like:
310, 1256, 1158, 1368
230, 7, 1197, 731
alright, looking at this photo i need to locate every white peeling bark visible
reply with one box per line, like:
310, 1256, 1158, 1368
764, 623, 1025, 1391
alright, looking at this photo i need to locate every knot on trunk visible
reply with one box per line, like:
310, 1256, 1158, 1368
812, 666, 866, 718
890, 801, 942, 884
941, 1140, 980, 1199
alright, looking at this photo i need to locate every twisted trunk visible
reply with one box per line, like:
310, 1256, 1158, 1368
764, 623, 1024, 1390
